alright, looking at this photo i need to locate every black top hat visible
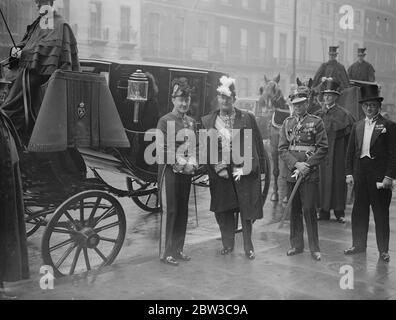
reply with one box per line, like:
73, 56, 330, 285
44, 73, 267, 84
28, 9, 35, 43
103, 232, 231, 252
329, 46, 339, 55
359, 84, 383, 103
321, 78, 341, 95
171, 77, 192, 98
358, 48, 367, 56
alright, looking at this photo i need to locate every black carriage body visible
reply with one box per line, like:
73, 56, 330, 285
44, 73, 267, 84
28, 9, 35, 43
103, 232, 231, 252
79, 59, 225, 130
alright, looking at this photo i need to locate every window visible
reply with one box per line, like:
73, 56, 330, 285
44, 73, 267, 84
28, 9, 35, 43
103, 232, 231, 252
241, 28, 248, 63
90, 1, 102, 39
259, 31, 266, 63
198, 20, 208, 47
299, 36, 307, 62
120, 6, 131, 42
338, 41, 345, 62
239, 78, 249, 97
148, 12, 160, 56
279, 33, 287, 61
220, 25, 229, 59
174, 17, 185, 57
260, 0, 268, 11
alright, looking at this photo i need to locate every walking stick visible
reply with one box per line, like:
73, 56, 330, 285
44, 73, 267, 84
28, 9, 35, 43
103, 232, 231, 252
158, 165, 167, 258
278, 174, 304, 229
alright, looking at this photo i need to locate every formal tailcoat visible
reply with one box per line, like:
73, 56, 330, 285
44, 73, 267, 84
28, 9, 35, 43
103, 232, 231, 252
201, 108, 267, 220
319, 105, 355, 211
348, 60, 375, 82
346, 114, 396, 181
313, 60, 350, 90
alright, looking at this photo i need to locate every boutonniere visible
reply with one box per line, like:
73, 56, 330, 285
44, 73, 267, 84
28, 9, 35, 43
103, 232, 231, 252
375, 124, 385, 131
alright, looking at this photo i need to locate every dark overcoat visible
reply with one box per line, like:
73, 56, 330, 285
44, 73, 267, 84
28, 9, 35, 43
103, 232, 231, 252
0, 112, 29, 282
319, 104, 355, 211
201, 108, 268, 220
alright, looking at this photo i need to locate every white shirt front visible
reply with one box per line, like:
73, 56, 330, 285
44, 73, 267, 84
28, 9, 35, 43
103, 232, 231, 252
360, 117, 376, 159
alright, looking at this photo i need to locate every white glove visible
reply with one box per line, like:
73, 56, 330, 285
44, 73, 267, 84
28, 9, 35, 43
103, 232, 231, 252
11, 47, 22, 59
291, 169, 300, 180
232, 168, 244, 182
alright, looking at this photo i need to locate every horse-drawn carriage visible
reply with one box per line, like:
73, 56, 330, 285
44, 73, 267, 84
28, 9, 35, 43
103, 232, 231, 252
13, 59, 272, 278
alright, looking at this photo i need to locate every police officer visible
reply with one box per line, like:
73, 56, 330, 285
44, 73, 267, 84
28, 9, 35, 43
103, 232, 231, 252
348, 48, 375, 82
279, 86, 329, 261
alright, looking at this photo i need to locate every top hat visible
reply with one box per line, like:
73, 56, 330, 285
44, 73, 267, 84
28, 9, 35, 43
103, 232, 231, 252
321, 78, 341, 95
358, 48, 367, 56
290, 86, 310, 104
329, 46, 339, 55
359, 84, 383, 103
171, 77, 192, 98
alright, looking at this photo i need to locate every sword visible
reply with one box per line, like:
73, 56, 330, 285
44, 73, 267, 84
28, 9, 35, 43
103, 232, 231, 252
278, 174, 303, 229
278, 150, 315, 229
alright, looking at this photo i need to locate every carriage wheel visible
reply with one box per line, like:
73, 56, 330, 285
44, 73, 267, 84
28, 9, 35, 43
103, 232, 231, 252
127, 178, 159, 213
41, 190, 126, 278
25, 207, 51, 238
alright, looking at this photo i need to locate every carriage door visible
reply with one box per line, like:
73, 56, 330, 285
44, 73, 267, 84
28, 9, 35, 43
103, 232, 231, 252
168, 69, 208, 126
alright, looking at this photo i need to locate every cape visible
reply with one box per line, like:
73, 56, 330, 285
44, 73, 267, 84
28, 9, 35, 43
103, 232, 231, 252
17, 11, 80, 75
348, 60, 375, 82
313, 60, 350, 90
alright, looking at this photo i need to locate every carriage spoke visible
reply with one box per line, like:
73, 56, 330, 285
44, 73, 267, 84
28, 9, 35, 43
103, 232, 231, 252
52, 228, 76, 235
69, 246, 82, 275
63, 211, 77, 226
83, 248, 91, 271
50, 238, 75, 253
99, 237, 117, 244
94, 221, 120, 233
94, 247, 108, 263
55, 243, 78, 269
92, 206, 116, 227
87, 197, 102, 225
145, 194, 152, 206
80, 200, 85, 224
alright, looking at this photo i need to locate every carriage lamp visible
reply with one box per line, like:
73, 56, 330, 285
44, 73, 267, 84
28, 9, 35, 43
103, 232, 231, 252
128, 70, 149, 123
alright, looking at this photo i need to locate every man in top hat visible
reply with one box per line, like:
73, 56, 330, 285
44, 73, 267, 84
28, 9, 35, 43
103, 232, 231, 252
313, 46, 350, 91
202, 76, 267, 260
348, 48, 375, 82
344, 84, 396, 262
279, 86, 328, 261
2, 0, 79, 137
157, 78, 198, 266
317, 78, 355, 223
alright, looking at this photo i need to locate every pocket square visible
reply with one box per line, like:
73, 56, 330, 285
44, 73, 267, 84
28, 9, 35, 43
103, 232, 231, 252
382, 128, 387, 134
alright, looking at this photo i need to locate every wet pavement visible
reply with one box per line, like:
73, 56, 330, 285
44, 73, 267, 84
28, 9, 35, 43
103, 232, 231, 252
6, 169, 396, 300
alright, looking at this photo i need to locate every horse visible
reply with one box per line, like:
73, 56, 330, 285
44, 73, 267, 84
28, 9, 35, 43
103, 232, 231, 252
259, 74, 291, 202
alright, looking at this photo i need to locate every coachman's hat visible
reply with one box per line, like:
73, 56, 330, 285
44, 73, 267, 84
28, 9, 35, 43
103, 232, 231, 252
329, 46, 339, 55
359, 84, 383, 103
358, 48, 367, 56
321, 78, 341, 95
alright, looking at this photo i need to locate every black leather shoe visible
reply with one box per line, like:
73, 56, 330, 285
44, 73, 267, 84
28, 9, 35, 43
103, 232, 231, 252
161, 256, 179, 266
220, 247, 234, 255
336, 217, 346, 224
344, 247, 366, 255
175, 252, 191, 261
287, 248, 304, 256
311, 252, 321, 261
245, 250, 256, 260
380, 252, 390, 263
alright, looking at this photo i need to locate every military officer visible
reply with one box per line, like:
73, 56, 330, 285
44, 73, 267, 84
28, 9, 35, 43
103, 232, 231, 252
348, 48, 375, 82
279, 86, 329, 261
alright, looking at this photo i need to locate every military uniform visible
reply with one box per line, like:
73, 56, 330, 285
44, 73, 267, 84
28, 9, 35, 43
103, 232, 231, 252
279, 113, 328, 253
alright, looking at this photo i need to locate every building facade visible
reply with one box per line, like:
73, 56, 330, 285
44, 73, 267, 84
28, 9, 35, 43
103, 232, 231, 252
140, 0, 275, 98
